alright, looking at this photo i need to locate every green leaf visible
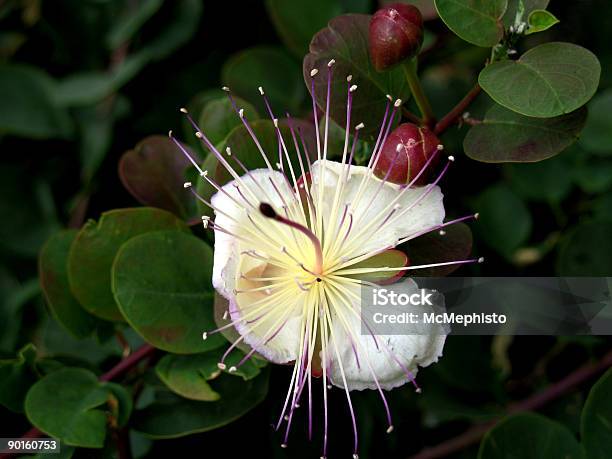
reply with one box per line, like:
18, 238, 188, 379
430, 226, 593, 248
303, 14, 411, 138
155, 348, 262, 401
112, 231, 224, 353
479, 42, 600, 118
105, 0, 164, 50
0, 64, 73, 139
118, 136, 196, 219
478, 412, 583, 459
525, 9, 559, 35
579, 89, 612, 155
464, 105, 587, 162
503, 0, 548, 26
506, 155, 573, 202
25, 368, 132, 448
39, 230, 98, 339
557, 220, 612, 276
404, 223, 473, 276
265, 0, 342, 57
473, 185, 531, 258
581, 368, 612, 459
156, 353, 221, 401
133, 370, 269, 438
434, 0, 507, 47
0, 344, 38, 412
68, 208, 188, 321
222, 46, 305, 115
197, 96, 259, 146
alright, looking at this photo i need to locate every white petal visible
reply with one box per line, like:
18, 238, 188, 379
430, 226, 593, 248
210, 168, 302, 363
210, 168, 293, 300
326, 278, 446, 391
309, 160, 445, 257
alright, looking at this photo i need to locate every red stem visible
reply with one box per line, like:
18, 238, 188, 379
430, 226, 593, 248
433, 84, 482, 136
408, 349, 612, 459
0, 344, 156, 459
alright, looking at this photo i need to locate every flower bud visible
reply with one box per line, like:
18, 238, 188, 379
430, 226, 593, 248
374, 123, 440, 186
369, 3, 424, 71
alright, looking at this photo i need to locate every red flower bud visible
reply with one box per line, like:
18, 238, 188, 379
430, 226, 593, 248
369, 3, 424, 71
374, 123, 441, 186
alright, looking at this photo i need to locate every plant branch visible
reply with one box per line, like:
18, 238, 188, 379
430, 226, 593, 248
402, 107, 423, 124
0, 344, 156, 459
402, 60, 435, 128
408, 349, 612, 459
434, 83, 482, 136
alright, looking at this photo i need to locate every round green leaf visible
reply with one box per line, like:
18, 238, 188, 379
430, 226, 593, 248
434, 0, 507, 47
119, 136, 196, 219
557, 220, 612, 276
112, 231, 224, 353
303, 14, 411, 138
579, 89, 612, 155
197, 96, 259, 146
25, 368, 132, 448
222, 46, 305, 115
478, 412, 583, 459
473, 185, 531, 259
68, 208, 188, 321
155, 348, 263, 401
581, 368, 612, 459
39, 230, 98, 339
156, 353, 221, 401
265, 0, 342, 57
0, 344, 37, 413
479, 42, 600, 118
464, 105, 587, 162
133, 370, 269, 438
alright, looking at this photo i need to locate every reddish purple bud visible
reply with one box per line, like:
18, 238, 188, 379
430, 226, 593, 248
374, 123, 441, 186
369, 3, 424, 71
